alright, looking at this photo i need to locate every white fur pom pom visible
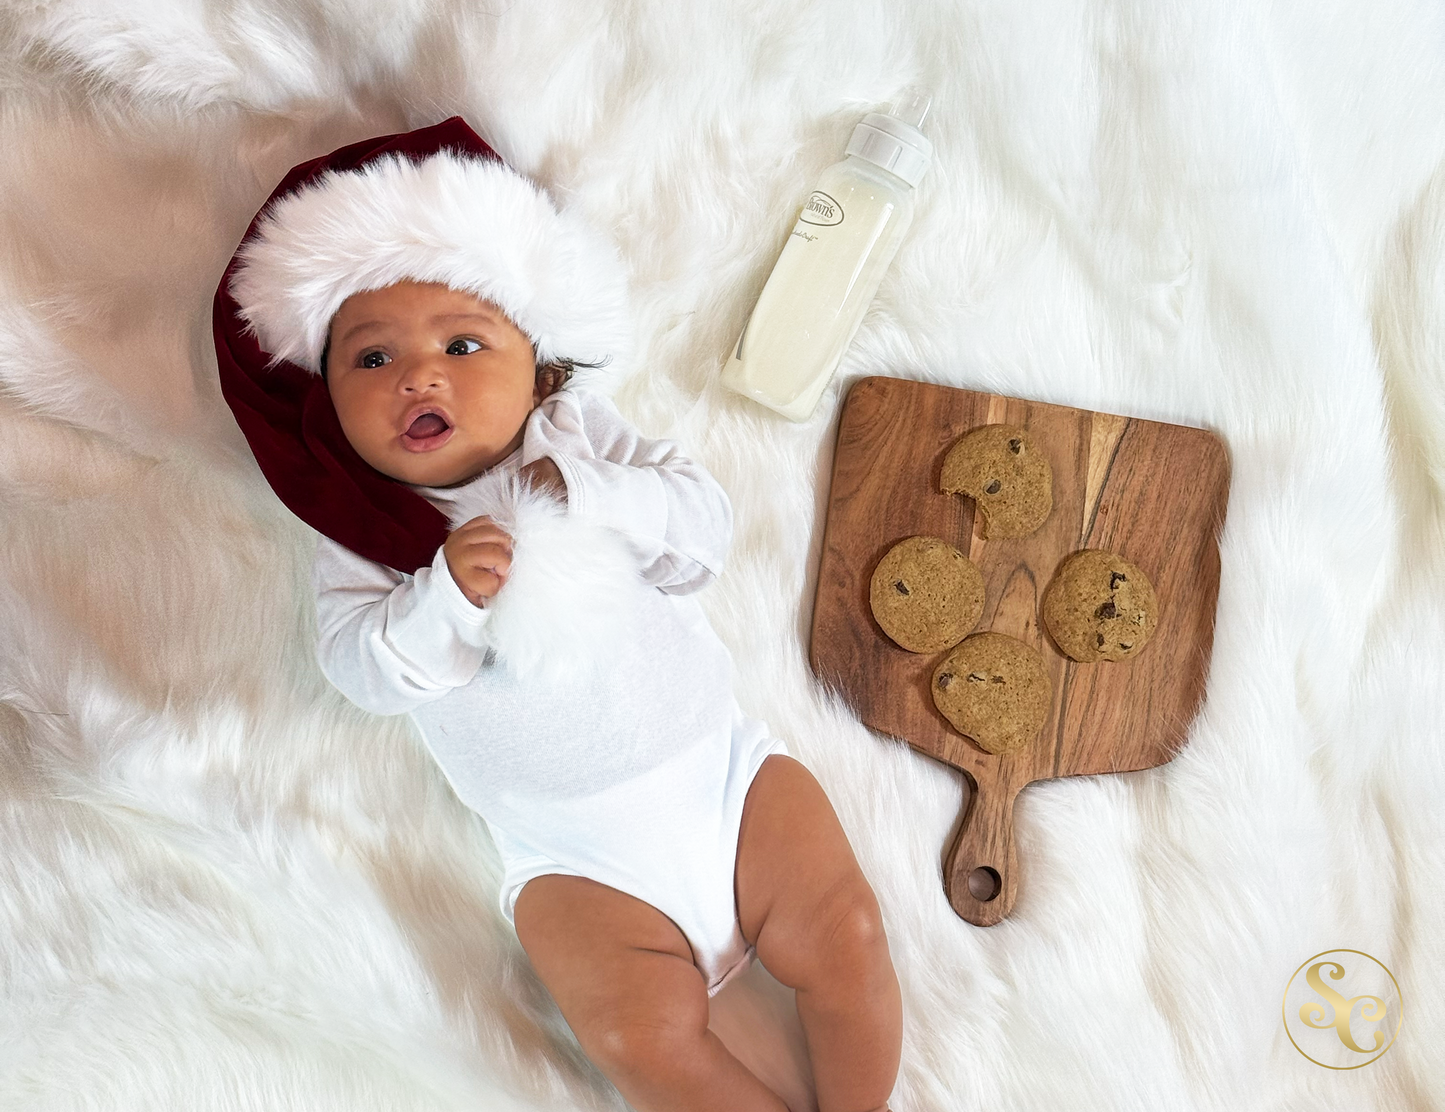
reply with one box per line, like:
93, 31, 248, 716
444, 469, 642, 684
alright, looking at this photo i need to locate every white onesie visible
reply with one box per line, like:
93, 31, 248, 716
311, 387, 787, 995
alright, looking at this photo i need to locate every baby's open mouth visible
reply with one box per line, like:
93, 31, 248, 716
405, 412, 449, 439
400, 409, 454, 452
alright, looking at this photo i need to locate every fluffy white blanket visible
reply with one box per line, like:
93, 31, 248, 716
2, 2, 1442, 1108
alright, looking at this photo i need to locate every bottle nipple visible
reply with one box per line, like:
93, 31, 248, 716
892, 86, 932, 130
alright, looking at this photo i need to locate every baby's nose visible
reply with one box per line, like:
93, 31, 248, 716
400, 356, 447, 391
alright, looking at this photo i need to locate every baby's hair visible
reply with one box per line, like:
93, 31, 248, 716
539, 356, 610, 389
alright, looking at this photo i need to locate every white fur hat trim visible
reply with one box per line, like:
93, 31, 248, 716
444, 470, 643, 684
228, 151, 632, 378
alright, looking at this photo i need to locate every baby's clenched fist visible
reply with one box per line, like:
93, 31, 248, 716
444, 516, 514, 607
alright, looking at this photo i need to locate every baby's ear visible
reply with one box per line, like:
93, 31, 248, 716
534, 361, 570, 401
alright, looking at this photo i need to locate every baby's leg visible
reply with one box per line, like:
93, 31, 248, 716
734, 755, 903, 1112
513, 874, 790, 1112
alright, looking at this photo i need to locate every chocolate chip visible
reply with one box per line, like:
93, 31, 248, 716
990, 675, 1006, 684
985, 479, 1002, 495
1008, 438, 1022, 454
1109, 571, 1127, 589
894, 580, 910, 595
967, 672, 988, 683
938, 673, 953, 689
1096, 633, 1105, 648
1096, 600, 1117, 619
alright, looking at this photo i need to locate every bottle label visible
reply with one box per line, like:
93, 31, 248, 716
798, 191, 844, 227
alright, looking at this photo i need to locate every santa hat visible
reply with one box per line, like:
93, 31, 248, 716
229, 141, 630, 377
214, 117, 631, 575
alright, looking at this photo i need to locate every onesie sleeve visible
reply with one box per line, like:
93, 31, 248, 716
522, 389, 732, 595
312, 534, 493, 715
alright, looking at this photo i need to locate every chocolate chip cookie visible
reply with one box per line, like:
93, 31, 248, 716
869, 536, 986, 653
931, 632, 1052, 754
1042, 549, 1159, 663
940, 425, 1053, 539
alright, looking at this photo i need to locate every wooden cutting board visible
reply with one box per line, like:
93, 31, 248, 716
810, 376, 1229, 925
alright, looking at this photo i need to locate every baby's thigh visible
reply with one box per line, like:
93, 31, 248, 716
734, 755, 885, 982
513, 875, 711, 1062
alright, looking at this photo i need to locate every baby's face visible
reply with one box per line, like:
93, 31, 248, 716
326, 280, 542, 487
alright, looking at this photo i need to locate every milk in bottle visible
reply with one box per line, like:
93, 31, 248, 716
721, 91, 933, 421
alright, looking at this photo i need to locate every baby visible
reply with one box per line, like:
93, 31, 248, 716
222, 127, 901, 1112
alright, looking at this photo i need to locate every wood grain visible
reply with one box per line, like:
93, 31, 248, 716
810, 377, 1229, 925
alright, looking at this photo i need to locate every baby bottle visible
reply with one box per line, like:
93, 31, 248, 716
721, 89, 933, 422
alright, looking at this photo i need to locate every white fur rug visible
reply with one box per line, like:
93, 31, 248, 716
3, 2, 1443, 1108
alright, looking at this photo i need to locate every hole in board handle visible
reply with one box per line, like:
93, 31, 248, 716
967, 866, 1001, 902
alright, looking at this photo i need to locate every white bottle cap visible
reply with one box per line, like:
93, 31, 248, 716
845, 91, 933, 187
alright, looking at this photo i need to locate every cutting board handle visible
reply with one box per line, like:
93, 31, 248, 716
943, 774, 1019, 926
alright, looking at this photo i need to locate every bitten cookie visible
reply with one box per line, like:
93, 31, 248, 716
869, 536, 985, 653
931, 632, 1052, 755
1042, 549, 1159, 663
940, 425, 1053, 538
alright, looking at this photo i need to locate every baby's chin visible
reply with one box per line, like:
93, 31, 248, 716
380, 459, 482, 489
369, 444, 504, 489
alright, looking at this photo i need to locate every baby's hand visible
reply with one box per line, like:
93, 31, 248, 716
444, 517, 514, 607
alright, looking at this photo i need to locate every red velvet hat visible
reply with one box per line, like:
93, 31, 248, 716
214, 117, 631, 575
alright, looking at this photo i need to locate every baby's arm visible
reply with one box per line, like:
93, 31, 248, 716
524, 391, 732, 594
312, 534, 496, 715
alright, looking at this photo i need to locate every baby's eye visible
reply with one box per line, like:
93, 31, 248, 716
358, 350, 390, 369
446, 337, 483, 357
